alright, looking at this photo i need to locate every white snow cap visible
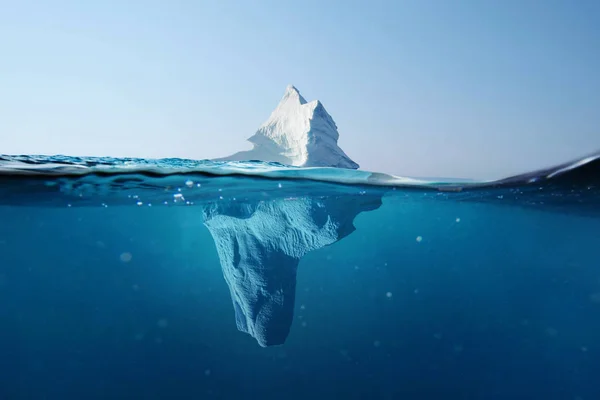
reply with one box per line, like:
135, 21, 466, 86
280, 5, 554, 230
217, 85, 359, 169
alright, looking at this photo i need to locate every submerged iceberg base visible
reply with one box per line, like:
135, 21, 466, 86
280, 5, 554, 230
202, 195, 382, 346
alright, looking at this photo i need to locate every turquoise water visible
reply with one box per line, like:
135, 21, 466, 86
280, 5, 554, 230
0, 154, 599, 399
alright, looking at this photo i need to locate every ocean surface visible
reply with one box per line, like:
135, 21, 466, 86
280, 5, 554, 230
1, 153, 599, 400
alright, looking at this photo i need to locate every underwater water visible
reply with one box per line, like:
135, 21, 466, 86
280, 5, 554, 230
0, 154, 599, 400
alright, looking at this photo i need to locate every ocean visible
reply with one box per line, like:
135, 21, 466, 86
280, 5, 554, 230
0, 154, 599, 400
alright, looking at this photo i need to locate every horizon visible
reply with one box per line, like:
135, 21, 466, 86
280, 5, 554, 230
1, 1, 599, 180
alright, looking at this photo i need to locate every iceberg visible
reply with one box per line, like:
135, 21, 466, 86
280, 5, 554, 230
202, 194, 382, 346
207, 85, 371, 345
215, 85, 359, 169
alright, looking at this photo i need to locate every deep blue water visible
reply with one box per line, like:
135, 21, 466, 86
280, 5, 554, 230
0, 155, 599, 399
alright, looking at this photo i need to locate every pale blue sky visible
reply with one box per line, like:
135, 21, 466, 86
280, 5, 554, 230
1, 0, 598, 179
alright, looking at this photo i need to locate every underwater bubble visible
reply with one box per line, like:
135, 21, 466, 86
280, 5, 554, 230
185, 180, 194, 188
157, 319, 168, 328
545, 327, 558, 337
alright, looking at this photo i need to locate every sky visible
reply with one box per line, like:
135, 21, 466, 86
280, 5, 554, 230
1, 0, 599, 179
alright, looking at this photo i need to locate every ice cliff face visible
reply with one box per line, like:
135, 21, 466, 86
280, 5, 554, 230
202, 195, 381, 347
216, 85, 359, 169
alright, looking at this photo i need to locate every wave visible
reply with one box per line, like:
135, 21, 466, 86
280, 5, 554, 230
1, 151, 599, 190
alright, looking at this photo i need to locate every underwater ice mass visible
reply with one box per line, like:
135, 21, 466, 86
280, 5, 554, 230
0, 151, 599, 347
1, 86, 599, 348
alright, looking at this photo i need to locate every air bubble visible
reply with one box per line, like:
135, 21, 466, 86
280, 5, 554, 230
157, 319, 168, 328
173, 193, 185, 202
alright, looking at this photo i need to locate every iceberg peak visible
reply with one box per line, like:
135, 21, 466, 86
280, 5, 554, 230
282, 84, 307, 105
215, 85, 359, 169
